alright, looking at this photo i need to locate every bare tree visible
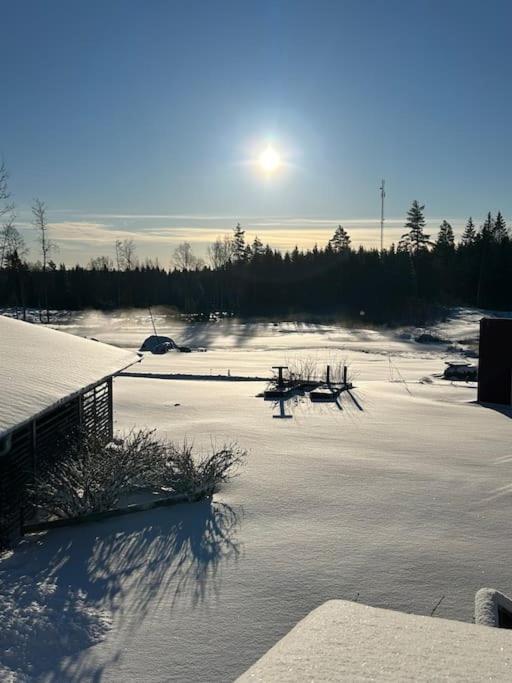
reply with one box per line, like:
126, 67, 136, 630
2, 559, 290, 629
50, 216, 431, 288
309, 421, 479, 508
88, 255, 114, 270
172, 241, 203, 270
207, 234, 234, 269
114, 239, 122, 270
32, 198, 56, 271
0, 162, 21, 269
0, 161, 15, 223
0, 219, 27, 268
115, 238, 137, 270
32, 198, 56, 322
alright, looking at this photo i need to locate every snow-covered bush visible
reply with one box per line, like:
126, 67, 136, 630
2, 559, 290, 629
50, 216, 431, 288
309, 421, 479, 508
29, 429, 164, 519
29, 430, 245, 520
150, 440, 246, 495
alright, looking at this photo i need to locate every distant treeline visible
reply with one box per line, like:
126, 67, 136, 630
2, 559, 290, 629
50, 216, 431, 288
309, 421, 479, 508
1, 199, 512, 324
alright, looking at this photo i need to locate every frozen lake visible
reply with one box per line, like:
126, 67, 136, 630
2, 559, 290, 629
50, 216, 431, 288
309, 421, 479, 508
2, 308, 512, 682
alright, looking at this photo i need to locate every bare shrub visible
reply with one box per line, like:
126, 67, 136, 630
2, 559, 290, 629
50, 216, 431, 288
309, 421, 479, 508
286, 354, 352, 385
151, 440, 246, 495
287, 356, 320, 383
29, 429, 246, 520
325, 355, 352, 385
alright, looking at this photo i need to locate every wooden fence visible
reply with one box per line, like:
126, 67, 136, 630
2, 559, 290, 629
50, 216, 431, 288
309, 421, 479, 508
0, 377, 113, 546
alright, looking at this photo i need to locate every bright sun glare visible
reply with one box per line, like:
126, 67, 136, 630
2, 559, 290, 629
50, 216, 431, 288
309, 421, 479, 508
258, 146, 281, 173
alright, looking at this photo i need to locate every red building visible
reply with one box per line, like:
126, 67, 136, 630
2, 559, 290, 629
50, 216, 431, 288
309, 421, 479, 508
477, 317, 512, 406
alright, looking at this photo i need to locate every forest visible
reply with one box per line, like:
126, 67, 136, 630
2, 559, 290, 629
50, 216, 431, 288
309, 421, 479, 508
1, 182, 511, 324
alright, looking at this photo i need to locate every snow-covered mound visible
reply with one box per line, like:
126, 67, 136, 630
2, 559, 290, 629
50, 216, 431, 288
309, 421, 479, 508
443, 362, 478, 381
139, 335, 177, 353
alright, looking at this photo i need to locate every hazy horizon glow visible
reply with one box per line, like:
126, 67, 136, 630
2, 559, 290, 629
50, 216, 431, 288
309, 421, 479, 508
13, 210, 472, 266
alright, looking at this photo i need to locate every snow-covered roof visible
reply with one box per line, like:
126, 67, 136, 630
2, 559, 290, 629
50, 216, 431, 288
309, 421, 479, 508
0, 316, 139, 436
238, 600, 512, 681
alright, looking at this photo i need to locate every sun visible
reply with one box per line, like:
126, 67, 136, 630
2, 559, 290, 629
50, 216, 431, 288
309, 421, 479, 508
258, 146, 281, 173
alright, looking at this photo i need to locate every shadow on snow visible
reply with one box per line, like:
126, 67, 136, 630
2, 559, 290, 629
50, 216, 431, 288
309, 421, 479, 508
0, 499, 241, 682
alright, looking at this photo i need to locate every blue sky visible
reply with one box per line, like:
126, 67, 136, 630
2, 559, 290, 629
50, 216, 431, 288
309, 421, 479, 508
1, 0, 511, 264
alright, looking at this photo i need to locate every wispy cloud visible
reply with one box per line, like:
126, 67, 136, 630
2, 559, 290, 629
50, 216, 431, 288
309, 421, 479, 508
14, 211, 468, 264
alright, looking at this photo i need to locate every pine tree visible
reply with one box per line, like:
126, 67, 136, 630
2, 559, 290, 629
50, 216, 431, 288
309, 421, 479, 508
435, 220, 455, 251
251, 235, 264, 257
480, 212, 493, 242
493, 211, 508, 242
232, 223, 246, 262
399, 200, 432, 253
461, 217, 476, 246
328, 225, 351, 253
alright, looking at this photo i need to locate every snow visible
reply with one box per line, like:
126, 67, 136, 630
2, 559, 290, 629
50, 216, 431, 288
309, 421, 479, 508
2, 308, 512, 681
475, 587, 512, 627
0, 316, 139, 436
237, 599, 512, 681
0, 547, 111, 682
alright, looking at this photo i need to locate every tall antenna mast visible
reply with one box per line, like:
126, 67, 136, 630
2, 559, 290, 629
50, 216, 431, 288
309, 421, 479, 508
148, 306, 158, 337
379, 179, 386, 252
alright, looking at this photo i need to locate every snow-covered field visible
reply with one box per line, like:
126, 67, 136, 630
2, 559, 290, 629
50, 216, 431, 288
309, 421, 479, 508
2, 308, 512, 682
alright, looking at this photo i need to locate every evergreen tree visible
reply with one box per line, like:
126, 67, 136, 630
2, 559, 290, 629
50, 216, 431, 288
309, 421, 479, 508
251, 235, 264, 257
399, 200, 432, 252
2, 207, 512, 321
232, 223, 246, 262
328, 225, 351, 253
480, 212, 493, 242
493, 211, 508, 242
5, 248, 27, 311
461, 217, 476, 246
435, 220, 455, 251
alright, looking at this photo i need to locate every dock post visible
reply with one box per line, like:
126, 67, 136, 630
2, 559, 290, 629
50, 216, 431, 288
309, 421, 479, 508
272, 366, 288, 388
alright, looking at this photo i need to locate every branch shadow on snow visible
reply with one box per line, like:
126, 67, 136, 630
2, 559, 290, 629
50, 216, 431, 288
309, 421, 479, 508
0, 500, 241, 682
88, 499, 241, 616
